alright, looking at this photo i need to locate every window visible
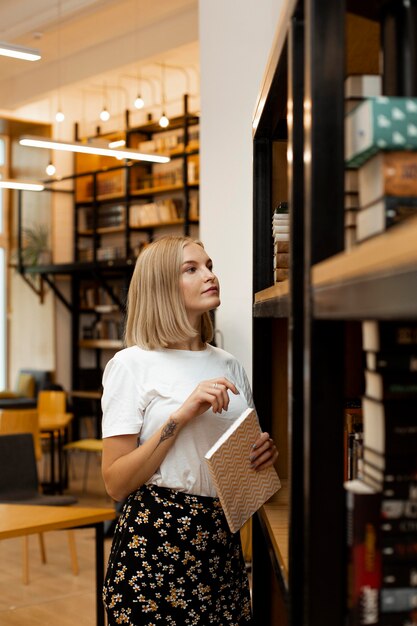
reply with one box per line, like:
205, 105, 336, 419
0, 136, 9, 389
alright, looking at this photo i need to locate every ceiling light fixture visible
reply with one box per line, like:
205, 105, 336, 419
158, 63, 170, 128
99, 107, 110, 122
46, 162, 56, 176
99, 82, 110, 122
159, 113, 169, 128
55, 110, 65, 123
55, 0, 65, 123
0, 42, 41, 62
134, 94, 145, 110
19, 136, 170, 164
108, 139, 126, 149
0, 179, 44, 191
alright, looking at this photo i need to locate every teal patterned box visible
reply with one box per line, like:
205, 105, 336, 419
345, 97, 417, 168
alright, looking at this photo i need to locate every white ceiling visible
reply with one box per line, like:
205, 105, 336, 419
0, 0, 199, 115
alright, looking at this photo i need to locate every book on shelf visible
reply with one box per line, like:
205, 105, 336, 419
356, 196, 417, 243
344, 407, 363, 481
362, 396, 417, 456
381, 518, 417, 536
381, 587, 417, 613
362, 321, 417, 353
364, 369, 417, 401
345, 193, 360, 210
273, 252, 289, 269
274, 240, 289, 254
381, 498, 417, 521
362, 467, 417, 501
382, 563, 417, 587
345, 479, 381, 626
381, 534, 417, 563
366, 351, 417, 373
358, 151, 417, 208
272, 202, 290, 282
379, 611, 417, 626
345, 168, 359, 193
274, 268, 289, 282
363, 446, 417, 474
204, 407, 281, 534
344, 74, 382, 100
345, 209, 358, 228
345, 97, 417, 169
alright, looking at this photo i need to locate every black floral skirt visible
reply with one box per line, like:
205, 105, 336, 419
103, 484, 253, 625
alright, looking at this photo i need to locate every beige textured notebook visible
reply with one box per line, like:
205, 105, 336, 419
205, 407, 281, 533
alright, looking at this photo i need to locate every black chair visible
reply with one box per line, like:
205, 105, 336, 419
0, 433, 79, 583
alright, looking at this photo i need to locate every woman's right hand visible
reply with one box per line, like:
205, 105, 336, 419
172, 377, 239, 424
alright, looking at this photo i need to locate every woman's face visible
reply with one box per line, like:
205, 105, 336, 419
180, 242, 220, 323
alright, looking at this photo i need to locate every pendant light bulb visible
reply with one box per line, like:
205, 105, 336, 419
134, 94, 145, 110
55, 110, 65, 123
159, 113, 169, 128
46, 162, 56, 176
100, 107, 110, 122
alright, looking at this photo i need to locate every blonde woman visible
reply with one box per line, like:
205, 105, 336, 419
101, 235, 278, 625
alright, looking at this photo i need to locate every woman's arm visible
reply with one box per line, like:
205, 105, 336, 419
102, 413, 187, 501
102, 376, 239, 501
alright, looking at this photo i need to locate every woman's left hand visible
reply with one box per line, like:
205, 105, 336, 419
249, 432, 279, 471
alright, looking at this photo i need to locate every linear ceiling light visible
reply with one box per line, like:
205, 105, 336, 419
19, 136, 170, 164
0, 42, 41, 61
0, 179, 44, 191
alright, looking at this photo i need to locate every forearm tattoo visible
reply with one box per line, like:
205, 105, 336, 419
155, 419, 177, 449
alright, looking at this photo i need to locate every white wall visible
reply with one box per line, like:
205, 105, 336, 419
198, 0, 285, 380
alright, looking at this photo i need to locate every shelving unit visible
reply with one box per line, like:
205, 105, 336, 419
251, 2, 416, 625
18, 95, 199, 436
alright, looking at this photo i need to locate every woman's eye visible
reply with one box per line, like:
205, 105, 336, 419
185, 266, 196, 273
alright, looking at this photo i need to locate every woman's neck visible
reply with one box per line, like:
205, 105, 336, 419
167, 337, 205, 351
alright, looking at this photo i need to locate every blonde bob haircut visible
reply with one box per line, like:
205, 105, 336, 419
124, 235, 214, 350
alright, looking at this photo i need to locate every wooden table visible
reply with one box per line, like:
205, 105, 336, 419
0, 504, 116, 626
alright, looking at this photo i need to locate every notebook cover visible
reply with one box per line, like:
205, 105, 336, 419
204, 407, 281, 533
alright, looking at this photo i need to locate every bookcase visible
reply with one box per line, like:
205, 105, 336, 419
251, 2, 417, 625
20, 95, 199, 436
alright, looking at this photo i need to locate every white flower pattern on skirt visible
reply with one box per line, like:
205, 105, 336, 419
103, 484, 253, 625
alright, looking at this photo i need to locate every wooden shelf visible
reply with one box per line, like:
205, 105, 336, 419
78, 226, 125, 236
130, 182, 199, 197
313, 215, 417, 318
258, 479, 289, 590
253, 281, 289, 318
130, 218, 198, 231
78, 339, 122, 349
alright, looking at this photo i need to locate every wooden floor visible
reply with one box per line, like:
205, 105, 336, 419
0, 447, 115, 626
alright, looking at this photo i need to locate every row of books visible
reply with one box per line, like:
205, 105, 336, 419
130, 199, 181, 227
344, 74, 417, 249
79, 204, 125, 231
82, 318, 123, 341
84, 173, 125, 199
78, 244, 125, 262
137, 128, 199, 155
272, 202, 289, 283
133, 167, 183, 190
345, 320, 417, 626
80, 284, 124, 310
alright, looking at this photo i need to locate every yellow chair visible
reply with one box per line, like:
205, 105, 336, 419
37, 390, 74, 493
0, 408, 79, 584
64, 438, 103, 492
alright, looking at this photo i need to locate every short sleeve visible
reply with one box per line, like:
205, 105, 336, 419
228, 358, 255, 410
101, 357, 144, 438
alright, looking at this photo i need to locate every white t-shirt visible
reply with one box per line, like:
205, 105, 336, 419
101, 343, 254, 497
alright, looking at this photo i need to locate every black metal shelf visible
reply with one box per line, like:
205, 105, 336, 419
22, 259, 135, 276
